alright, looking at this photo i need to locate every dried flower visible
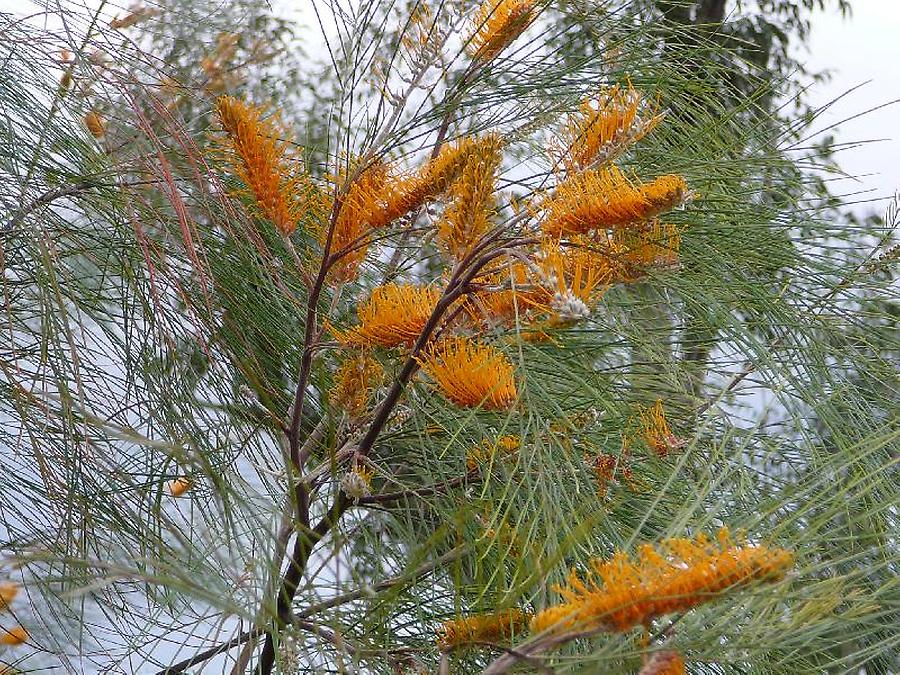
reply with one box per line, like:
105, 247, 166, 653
437, 608, 531, 649
557, 84, 663, 171
468, 0, 536, 63
167, 477, 192, 497
530, 528, 793, 635
419, 337, 517, 410
466, 434, 521, 471
639, 650, 685, 675
332, 284, 441, 348
542, 167, 687, 237
215, 96, 315, 236
0, 584, 17, 610
640, 400, 682, 457
0, 626, 27, 647
109, 4, 160, 30
330, 352, 383, 419
437, 139, 502, 259
84, 111, 105, 138
340, 464, 374, 500
590, 452, 634, 498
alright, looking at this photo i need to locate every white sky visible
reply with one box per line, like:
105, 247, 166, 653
803, 3, 900, 213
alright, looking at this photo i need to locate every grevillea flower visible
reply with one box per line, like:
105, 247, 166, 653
639, 650, 686, 675
0, 583, 17, 610
437, 608, 531, 649
437, 141, 502, 258
340, 464, 374, 500
167, 477, 192, 497
530, 528, 793, 635
84, 111, 105, 138
590, 452, 635, 498
426, 135, 503, 194
215, 96, 316, 236
330, 352, 383, 418
327, 161, 389, 281
467, 0, 536, 63
466, 434, 521, 471
332, 284, 441, 348
542, 167, 687, 237
0, 626, 27, 647
419, 337, 517, 409
535, 238, 613, 321
558, 84, 662, 171
640, 399, 682, 457
609, 221, 681, 282
466, 262, 547, 327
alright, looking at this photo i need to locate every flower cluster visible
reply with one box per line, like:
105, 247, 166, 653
467, 0, 536, 63
332, 284, 441, 349
437, 608, 531, 650
0, 581, 25, 649
418, 337, 517, 410
530, 528, 793, 635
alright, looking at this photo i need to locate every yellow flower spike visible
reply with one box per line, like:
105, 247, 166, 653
542, 167, 688, 237
167, 477, 192, 497
437, 608, 531, 650
530, 528, 793, 636
330, 352, 383, 418
466, 434, 521, 471
215, 96, 316, 236
0, 583, 17, 610
558, 83, 663, 171
0, 626, 27, 647
426, 134, 504, 194
418, 337, 517, 410
639, 399, 682, 457
437, 142, 502, 259
331, 284, 441, 349
327, 161, 390, 281
467, 0, 537, 64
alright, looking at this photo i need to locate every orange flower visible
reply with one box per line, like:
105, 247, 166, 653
467, 0, 536, 63
640, 400, 682, 457
639, 651, 686, 675
0, 626, 27, 647
215, 96, 316, 236
330, 352, 383, 418
437, 608, 531, 649
536, 238, 613, 322
542, 167, 687, 237
84, 111, 105, 138
437, 140, 502, 258
558, 84, 662, 171
327, 161, 389, 281
609, 221, 681, 281
419, 337, 517, 410
332, 284, 441, 348
466, 434, 521, 471
0, 584, 17, 610
466, 261, 547, 327
530, 528, 793, 635
167, 477, 192, 497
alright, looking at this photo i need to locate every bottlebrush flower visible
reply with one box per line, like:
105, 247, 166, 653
467, 0, 536, 63
215, 96, 316, 236
331, 284, 441, 348
419, 337, 517, 410
437, 142, 502, 259
557, 84, 663, 171
0, 626, 27, 647
437, 608, 531, 650
542, 167, 687, 237
330, 352, 383, 419
530, 528, 793, 635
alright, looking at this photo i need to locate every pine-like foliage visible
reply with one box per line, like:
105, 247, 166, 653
0, 1, 896, 674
